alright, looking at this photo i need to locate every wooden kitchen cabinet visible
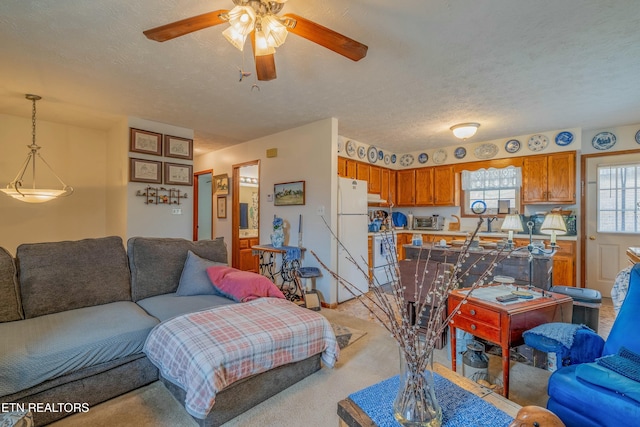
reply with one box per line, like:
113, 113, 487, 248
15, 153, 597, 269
522, 152, 576, 204
397, 169, 416, 206
396, 166, 457, 207
356, 162, 370, 183
337, 157, 357, 179
380, 168, 390, 205
551, 240, 575, 287
388, 170, 397, 207
369, 166, 382, 194
415, 168, 434, 205
238, 238, 259, 272
433, 165, 458, 206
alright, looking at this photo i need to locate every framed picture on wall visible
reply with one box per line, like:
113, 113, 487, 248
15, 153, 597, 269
217, 196, 227, 218
213, 174, 229, 195
130, 158, 162, 183
164, 162, 193, 186
274, 181, 305, 206
164, 135, 193, 160
130, 128, 162, 156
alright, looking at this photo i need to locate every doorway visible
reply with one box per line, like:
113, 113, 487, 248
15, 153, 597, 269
583, 151, 640, 296
232, 160, 260, 271
193, 170, 213, 241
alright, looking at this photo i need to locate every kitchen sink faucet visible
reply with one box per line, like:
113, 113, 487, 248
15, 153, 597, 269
486, 216, 498, 232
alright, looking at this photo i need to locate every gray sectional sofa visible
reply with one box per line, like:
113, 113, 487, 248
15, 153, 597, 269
0, 236, 321, 426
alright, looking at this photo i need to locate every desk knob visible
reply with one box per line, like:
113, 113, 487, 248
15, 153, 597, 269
471, 324, 477, 331
470, 309, 476, 316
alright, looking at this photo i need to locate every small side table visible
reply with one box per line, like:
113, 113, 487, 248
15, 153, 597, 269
252, 244, 305, 302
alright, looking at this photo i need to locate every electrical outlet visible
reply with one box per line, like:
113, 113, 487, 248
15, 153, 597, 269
172, 208, 182, 215
316, 205, 325, 215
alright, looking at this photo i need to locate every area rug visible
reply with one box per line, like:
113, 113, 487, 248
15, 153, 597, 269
331, 323, 367, 349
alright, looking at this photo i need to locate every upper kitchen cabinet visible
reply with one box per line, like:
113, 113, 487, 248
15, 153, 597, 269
369, 166, 382, 194
522, 152, 576, 204
397, 166, 457, 207
338, 157, 357, 179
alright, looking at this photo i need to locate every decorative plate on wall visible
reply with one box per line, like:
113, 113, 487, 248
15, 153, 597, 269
384, 154, 391, 165
504, 139, 521, 153
555, 131, 574, 146
433, 149, 447, 164
635, 130, 640, 144
418, 153, 428, 164
454, 147, 467, 159
378, 150, 384, 160
345, 140, 356, 157
357, 145, 366, 159
474, 143, 499, 159
592, 132, 617, 150
391, 154, 397, 164
471, 200, 487, 214
400, 154, 414, 167
528, 134, 549, 152
367, 146, 378, 163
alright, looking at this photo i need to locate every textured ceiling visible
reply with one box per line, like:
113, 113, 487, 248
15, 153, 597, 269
1, 1, 640, 156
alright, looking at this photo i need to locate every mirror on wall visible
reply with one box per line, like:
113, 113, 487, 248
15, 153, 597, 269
232, 160, 260, 271
238, 165, 259, 238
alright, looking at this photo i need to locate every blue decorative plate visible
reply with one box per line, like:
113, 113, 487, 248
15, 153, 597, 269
367, 146, 378, 163
357, 145, 366, 159
635, 130, 640, 144
384, 154, 391, 165
418, 153, 428, 164
555, 131, 574, 146
592, 132, 616, 150
378, 150, 384, 160
399, 154, 414, 167
391, 154, 397, 163
505, 139, 521, 153
454, 147, 466, 159
471, 200, 487, 214
345, 140, 356, 157
433, 149, 448, 164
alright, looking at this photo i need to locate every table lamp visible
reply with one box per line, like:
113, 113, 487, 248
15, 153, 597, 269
501, 213, 524, 248
540, 213, 567, 247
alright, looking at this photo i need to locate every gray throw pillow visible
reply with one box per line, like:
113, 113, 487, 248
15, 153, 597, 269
176, 251, 227, 296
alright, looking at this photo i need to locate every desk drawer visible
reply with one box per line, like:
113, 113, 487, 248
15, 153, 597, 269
451, 315, 501, 344
456, 303, 500, 328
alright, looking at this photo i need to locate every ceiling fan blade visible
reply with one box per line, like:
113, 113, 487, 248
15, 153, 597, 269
250, 32, 277, 81
143, 10, 229, 42
283, 14, 368, 61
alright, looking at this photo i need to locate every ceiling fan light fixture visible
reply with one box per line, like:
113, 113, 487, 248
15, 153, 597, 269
254, 28, 275, 56
450, 122, 480, 140
261, 15, 288, 48
223, 26, 247, 51
227, 5, 256, 36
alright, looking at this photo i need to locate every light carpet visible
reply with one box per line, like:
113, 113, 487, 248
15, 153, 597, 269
48, 309, 550, 427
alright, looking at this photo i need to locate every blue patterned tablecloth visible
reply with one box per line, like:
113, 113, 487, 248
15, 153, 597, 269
349, 373, 514, 427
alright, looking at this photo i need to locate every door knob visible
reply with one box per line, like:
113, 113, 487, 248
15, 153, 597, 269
589, 236, 596, 240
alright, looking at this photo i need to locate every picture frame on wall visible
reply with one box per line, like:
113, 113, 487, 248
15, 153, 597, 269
164, 162, 193, 186
274, 181, 305, 206
213, 174, 229, 195
130, 128, 162, 156
217, 196, 227, 218
164, 135, 193, 160
130, 158, 162, 183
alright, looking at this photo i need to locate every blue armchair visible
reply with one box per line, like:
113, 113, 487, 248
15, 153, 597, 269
546, 263, 640, 427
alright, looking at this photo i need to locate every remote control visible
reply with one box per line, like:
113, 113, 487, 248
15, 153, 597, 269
496, 294, 519, 303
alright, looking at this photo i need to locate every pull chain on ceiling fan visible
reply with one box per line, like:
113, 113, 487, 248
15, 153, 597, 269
143, 0, 368, 81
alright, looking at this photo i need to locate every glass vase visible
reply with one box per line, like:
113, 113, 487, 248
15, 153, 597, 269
393, 348, 442, 427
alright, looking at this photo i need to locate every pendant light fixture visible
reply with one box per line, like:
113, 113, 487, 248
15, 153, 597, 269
1, 94, 73, 203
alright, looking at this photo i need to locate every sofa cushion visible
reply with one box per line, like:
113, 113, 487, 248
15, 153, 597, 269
16, 236, 131, 319
206, 266, 286, 302
136, 293, 235, 322
128, 237, 228, 301
0, 301, 159, 397
176, 251, 227, 297
0, 247, 22, 322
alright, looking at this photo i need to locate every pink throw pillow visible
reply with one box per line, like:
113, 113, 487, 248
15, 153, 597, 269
206, 266, 285, 302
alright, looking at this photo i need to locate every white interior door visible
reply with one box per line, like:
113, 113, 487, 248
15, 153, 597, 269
585, 153, 640, 296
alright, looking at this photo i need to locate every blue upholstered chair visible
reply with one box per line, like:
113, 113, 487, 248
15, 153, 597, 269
546, 263, 640, 427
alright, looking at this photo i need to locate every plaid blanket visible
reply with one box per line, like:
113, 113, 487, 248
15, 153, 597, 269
143, 298, 339, 419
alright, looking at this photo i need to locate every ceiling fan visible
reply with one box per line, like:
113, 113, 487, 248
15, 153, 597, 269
143, 0, 368, 81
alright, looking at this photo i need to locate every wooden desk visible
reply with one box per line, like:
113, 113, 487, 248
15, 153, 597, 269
337, 363, 521, 426
448, 286, 572, 398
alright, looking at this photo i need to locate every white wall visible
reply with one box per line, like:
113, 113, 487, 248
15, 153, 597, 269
195, 118, 340, 303
126, 118, 194, 240
0, 113, 109, 255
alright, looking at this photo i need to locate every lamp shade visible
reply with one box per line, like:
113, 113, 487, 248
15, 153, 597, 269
501, 214, 524, 232
540, 214, 567, 235
450, 123, 480, 140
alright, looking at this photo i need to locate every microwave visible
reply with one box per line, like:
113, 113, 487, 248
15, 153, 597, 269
413, 215, 444, 231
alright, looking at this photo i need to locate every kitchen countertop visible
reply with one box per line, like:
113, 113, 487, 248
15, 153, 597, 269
367, 229, 577, 241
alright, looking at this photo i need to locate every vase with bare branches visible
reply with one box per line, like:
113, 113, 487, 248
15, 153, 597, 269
313, 217, 515, 426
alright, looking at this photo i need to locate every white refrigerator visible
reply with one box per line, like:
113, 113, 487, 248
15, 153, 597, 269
337, 177, 369, 302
